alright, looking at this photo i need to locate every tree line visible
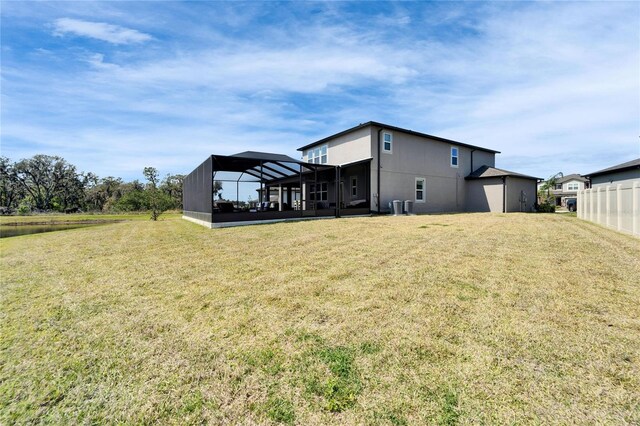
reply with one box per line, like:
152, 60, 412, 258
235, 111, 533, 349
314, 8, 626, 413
0, 155, 185, 216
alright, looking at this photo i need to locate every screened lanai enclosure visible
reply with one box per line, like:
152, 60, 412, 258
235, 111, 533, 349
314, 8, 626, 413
183, 151, 370, 227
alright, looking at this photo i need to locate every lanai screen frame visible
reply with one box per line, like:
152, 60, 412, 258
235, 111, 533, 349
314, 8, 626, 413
183, 151, 344, 224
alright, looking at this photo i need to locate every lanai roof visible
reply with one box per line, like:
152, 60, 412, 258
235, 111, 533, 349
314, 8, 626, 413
212, 151, 333, 184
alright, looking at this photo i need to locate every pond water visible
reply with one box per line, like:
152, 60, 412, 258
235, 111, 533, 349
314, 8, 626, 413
0, 223, 105, 238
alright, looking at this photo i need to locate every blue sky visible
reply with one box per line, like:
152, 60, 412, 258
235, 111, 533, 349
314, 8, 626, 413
1, 1, 639, 182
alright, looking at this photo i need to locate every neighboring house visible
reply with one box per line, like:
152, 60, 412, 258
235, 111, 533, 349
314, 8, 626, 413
537, 174, 589, 207
578, 158, 640, 237
183, 121, 539, 227
297, 121, 539, 214
584, 158, 640, 188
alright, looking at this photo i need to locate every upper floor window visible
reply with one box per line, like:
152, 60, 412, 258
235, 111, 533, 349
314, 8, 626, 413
450, 147, 459, 168
567, 182, 579, 191
415, 177, 426, 203
307, 145, 328, 164
555, 184, 562, 190
382, 132, 393, 153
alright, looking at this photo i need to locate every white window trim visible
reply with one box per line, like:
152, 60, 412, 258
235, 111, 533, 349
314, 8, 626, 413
566, 182, 579, 191
382, 131, 393, 154
310, 182, 328, 201
350, 176, 357, 198
415, 177, 426, 203
307, 144, 328, 164
450, 146, 459, 168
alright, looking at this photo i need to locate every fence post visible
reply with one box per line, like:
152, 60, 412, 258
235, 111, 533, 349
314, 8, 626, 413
606, 185, 611, 228
589, 188, 594, 221
634, 181, 639, 237
596, 187, 602, 224
577, 190, 582, 218
617, 184, 623, 232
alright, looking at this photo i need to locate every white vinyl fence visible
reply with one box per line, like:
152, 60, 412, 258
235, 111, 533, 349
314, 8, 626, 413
577, 182, 640, 237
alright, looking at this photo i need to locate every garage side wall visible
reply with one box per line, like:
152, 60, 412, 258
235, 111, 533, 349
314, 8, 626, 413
183, 156, 213, 223
465, 178, 503, 212
505, 177, 538, 212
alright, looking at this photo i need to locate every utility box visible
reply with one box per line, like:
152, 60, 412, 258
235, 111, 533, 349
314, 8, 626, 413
404, 200, 414, 215
392, 200, 403, 216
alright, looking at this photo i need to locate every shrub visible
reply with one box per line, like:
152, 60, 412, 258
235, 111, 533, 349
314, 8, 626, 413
17, 200, 31, 215
536, 202, 555, 213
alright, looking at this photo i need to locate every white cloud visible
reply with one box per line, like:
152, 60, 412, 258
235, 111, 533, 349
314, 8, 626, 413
2, 2, 637, 181
53, 18, 152, 44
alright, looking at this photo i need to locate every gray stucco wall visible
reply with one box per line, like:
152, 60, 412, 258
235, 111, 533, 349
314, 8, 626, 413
505, 177, 537, 212
465, 178, 503, 212
590, 169, 640, 188
371, 127, 496, 213
470, 150, 496, 173
379, 170, 464, 213
343, 163, 369, 204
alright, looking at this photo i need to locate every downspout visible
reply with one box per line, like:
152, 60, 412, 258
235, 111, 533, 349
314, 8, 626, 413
470, 149, 476, 174
502, 176, 507, 213
376, 127, 383, 213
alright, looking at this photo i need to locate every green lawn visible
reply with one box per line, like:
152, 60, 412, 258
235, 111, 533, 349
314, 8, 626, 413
1, 213, 639, 424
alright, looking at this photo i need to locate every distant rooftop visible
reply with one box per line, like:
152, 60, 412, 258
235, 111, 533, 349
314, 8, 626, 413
556, 173, 588, 184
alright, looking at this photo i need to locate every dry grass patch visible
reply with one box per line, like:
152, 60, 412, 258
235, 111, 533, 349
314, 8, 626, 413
1, 213, 639, 424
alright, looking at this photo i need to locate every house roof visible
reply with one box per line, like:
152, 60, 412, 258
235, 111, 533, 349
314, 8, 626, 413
465, 165, 540, 181
585, 158, 640, 178
556, 173, 588, 184
297, 121, 500, 154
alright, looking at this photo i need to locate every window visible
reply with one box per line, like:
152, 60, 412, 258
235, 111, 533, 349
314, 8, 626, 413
450, 147, 459, 168
309, 182, 328, 201
307, 145, 328, 164
350, 176, 357, 197
555, 184, 562, 190
415, 177, 425, 203
567, 183, 579, 191
382, 132, 392, 153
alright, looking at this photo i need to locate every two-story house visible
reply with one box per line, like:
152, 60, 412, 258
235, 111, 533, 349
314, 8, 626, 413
537, 174, 589, 207
183, 121, 539, 228
297, 121, 539, 215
